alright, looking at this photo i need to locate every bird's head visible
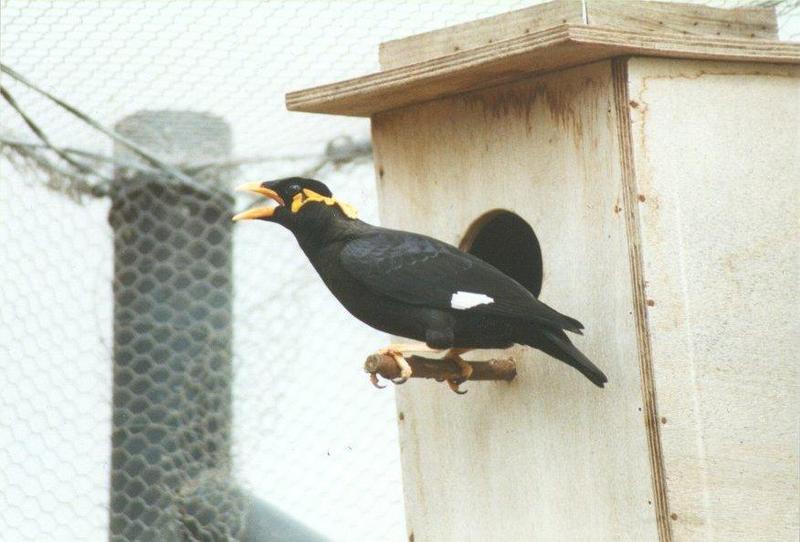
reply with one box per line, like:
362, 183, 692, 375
232, 177, 358, 227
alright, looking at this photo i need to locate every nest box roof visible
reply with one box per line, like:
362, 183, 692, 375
286, 0, 800, 118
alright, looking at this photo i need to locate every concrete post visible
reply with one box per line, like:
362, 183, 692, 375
108, 111, 235, 541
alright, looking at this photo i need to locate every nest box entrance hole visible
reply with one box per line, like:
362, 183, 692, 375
460, 210, 543, 297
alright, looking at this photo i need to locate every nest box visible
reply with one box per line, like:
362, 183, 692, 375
288, 1, 800, 540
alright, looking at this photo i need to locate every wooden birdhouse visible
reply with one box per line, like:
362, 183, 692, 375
287, 1, 800, 540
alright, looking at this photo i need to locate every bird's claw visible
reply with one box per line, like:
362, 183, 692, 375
370, 346, 473, 393
369, 373, 386, 389
447, 379, 468, 395
369, 346, 414, 389
443, 350, 471, 394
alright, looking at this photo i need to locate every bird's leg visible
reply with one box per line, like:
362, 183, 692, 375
375, 343, 440, 385
444, 348, 473, 395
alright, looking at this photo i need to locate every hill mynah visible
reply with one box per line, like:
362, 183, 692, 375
233, 177, 607, 392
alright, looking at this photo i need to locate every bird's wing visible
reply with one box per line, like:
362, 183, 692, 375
339, 230, 583, 333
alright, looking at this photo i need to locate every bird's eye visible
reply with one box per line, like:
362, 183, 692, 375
290, 184, 300, 193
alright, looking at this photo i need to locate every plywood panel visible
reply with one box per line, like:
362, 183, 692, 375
372, 61, 658, 541
379, 0, 583, 70
586, 0, 777, 40
379, 0, 777, 70
626, 57, 800, 541
287, 25, 800, 117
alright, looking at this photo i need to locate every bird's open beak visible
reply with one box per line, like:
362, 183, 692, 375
232, 181, 286, 221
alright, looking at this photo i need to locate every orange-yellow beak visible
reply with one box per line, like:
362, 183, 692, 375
232, 182, 287, 221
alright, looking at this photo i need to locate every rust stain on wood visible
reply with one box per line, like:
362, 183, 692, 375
454, 74, 606, 143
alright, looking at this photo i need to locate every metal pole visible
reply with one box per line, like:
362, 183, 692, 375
108, 111, 236, 541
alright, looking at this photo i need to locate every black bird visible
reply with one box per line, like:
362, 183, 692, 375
233, 177, 607, 391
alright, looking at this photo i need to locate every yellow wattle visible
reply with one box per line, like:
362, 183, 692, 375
291, 189, 359, 219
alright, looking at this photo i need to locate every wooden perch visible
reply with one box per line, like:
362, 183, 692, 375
364, 353, 516, 385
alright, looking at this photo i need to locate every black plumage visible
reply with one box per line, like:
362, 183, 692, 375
233, 177, 607, 388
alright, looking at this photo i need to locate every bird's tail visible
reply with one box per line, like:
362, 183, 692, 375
525, 328, 608, 388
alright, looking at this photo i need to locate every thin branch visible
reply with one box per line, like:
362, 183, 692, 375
1, 63, 217, 196
1, 63, 373, 205
0, 136, 156, 176
0, 140, 109, 199
323, 136, 372, 163
1, 84, 107, 180
184, 153, 322, 174
231, 144, 371, 214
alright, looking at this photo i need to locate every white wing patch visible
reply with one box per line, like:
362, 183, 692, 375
450, 291, 494, 310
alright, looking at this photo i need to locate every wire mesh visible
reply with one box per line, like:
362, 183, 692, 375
1, 1, 798, 541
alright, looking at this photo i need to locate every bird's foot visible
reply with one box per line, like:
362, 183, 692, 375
376, 344, 419, 385
443, 349, 473, 394
452, 355, 474, 380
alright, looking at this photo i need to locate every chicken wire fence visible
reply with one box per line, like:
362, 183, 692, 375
0, 1, 798, 541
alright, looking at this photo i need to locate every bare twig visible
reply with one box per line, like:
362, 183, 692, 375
1, 63, 214, 195
231, 137, 372, 214
0, 136, 160, 175
364, 354, 517, 384
1, 85, 108, 180
184, 153, 321, 174
323, 135, 372, 163
0, 63, 373, 206
0, 138, 109, 199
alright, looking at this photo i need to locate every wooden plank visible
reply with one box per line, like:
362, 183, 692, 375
379, 0, 778, 71
378, 0, 583, 70
290, 26, 587, 117
286, 25, 800, 117
372, 60, 659, 541
611, 57, 672, 542
626, 57, 800, 541
587, 0, 777, 40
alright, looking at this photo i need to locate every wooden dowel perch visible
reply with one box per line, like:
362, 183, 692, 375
364, 354, 516, 386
